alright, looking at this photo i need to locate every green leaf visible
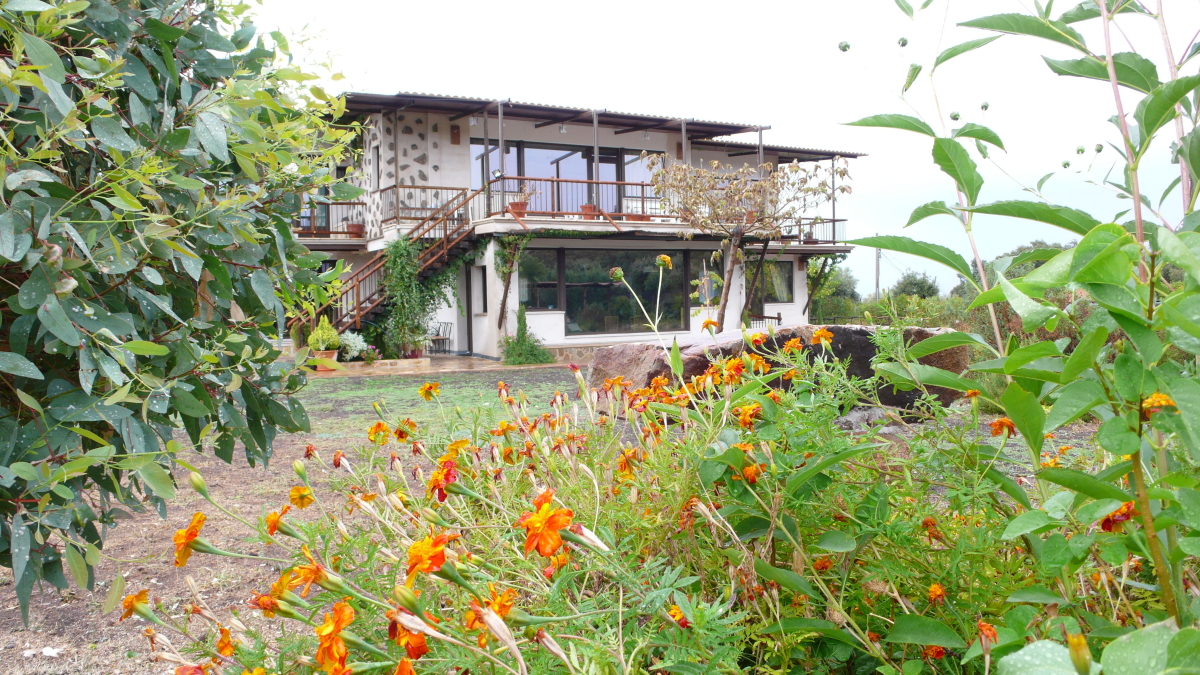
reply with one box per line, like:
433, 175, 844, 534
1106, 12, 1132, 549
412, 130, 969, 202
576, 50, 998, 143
194, 112, 230, 163
1167, 378, 1200, 463
669, 339, 683, 377
952, 123, 1006, 150
933, 36, 1002, 71
1059, 1, 1150, 23
1158, 227, 1200, 282
903, 63, 923, 94
847, 235, 972, 279
1135, 75, 1200, 142
893, 0, 914, 17
958, 13, 1086, 51
90, 117, 139, 153
753, 559, 819, 598
136, 462, 176, 499
1175, 488, 1200, 530
758, 618, 857, 645
1006, 586, 1067, 605
785, 443, 884, 496
20, 33, 65, 83
999, 278, 1056, 332
1102, 620, 1175, 675
143, 17, 187, 42
101, 572, 125, 615
1004, 341, 1062, 374
815, 530, 856, 552
122, 340, 170, 356
962, 200, 1099, 236
1001, 383, 1045, 453
0, 352, 42, 380
908, 332, 992, 358
1097, 417, 1141, 456
64, 542, 88, 589
932, 138, 984, 205
1061, 326, 1108, 382
330, 182, 366, 200
1046, 380, 1106, 431
905, 200, 960, 227
1043, 53, 1161, 93
1076, 499, 1124, 526
37, 295, 81, 346
985, 467, 1033, 510
885, 614, 967, 649
845, 114, 936, 137
1038, 467, 1132, 502
1002, 510, 1054, 539
11, 513, 29, 587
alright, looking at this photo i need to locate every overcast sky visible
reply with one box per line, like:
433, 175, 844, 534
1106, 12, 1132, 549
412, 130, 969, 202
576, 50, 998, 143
251, 0, 1200, 298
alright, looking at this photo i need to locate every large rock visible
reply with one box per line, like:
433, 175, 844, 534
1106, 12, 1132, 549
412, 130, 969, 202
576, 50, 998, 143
586, 324, 970, 408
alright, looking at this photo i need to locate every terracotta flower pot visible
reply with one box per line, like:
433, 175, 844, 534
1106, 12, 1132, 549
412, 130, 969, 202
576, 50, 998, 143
581, 204, 599, 220
627, 214, 651, 222
509, 201, 528, 217
314, 349, 338, 371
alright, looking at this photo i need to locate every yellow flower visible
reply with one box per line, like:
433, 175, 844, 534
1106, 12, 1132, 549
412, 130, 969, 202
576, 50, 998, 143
314, 601, 354, 671
928, 582, 946, 604
119, 589, 150, 621
702, 318, 719, 332
668, 604, 691, 628
418, 382, 441, 401
656, 254, 673, 270
369, 421, 390, 445
405, 531, 460, 585
1143, 393, 1176, 410
173, 512, 206, 567
289, 485, 314, 509
782, 338, 803, 353
811, 327, 834, 346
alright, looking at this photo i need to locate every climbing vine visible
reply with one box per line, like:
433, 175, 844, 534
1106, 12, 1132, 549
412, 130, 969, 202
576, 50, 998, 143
494, 234, 534, 332
380, 238, 459, 356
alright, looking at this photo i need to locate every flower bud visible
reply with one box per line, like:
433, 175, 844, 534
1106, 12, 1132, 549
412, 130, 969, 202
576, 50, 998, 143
293, 459, 307, 481
188, 472, 209, 498
609, 266, 624, 282
392, 584, 421, 613
420, 507, 452, 527
337, 520, 350, 541
1067, 634, 1092, 675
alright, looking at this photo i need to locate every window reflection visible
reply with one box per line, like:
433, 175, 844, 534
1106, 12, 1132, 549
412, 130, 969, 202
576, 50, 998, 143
563, 250, 685, 334
518, 249, 559, 310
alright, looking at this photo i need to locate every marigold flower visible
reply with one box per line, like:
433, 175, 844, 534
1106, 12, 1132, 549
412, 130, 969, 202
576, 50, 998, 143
266, 505, 291, 536
702, 318, 720, 331
304, 444, 318, 459
120, 589, 150, 621
812, 327, 834, 346
314, 601, 354, 671
393, 659, 416, 675
405, 531, 460, 585
1143, 392, 1176, 413
386, 609, 430, 660
990, 417, 1016, 437
656, 254, 673, 270
813, 557, 834, 572
783, 338, 803, 353
465, 583, 518, 646
369, 421, 390, 445
978, 620, 998, 645
724, 358, 746, 384
216, 625, 236, 656
965, 389, 980, 398
867, 631, 881, 642
418, 382, 441, 401
175, 666, 211, 675
1100, 501, 1137, 532
928, 582, 947, 604
290, 486, 314, 509
292, 545, 329, 598
922, 645, 946, 660
747, 352, 771, 374
514, 490, 574, 558
782, 368, 797, 380
749, 332, 767, 347
741, 463, 765, 484
737, 402, 762, 430
426, 459, 459, 502
442, 439, 470, 462
543, 551, 571, 579
248, 591, 279, 618
332, 450, 346, 468
173, 512, 206, 567
668, 604, 691, 628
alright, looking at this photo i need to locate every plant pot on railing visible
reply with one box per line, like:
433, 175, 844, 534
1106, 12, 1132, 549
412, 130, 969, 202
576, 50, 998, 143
627, 213, 651, 222
508, 201, 528, 217
581, 203, 599, 220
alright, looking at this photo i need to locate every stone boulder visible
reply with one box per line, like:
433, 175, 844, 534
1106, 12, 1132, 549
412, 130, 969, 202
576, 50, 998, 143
586, 324, 970, 408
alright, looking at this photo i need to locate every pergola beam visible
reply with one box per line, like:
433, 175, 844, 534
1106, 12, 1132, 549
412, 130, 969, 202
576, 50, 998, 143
533, 111, 591, 128
448, 102, 495, 121
612, 120, 677, 135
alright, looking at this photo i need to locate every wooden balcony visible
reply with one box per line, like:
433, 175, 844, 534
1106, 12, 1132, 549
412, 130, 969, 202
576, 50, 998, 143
293, 202, 367, 250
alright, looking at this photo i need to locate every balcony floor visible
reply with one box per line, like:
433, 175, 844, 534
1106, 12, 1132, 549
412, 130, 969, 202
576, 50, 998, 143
295, 236, 367, 250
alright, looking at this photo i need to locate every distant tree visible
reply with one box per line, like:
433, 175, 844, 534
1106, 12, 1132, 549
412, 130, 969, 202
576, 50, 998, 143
892, 270, 940, 298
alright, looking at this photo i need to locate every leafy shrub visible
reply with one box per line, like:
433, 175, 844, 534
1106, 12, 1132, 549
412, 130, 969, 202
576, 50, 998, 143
340, 330, 368, 360
891, 269, 940, 298
501, 305, 555, 365
381, 237, 459, 355
0, 0, 355, 618
307, 316, 342, 352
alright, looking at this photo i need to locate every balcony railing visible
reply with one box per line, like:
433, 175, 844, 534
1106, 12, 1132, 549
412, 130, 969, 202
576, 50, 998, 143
381, 185, 468, 225
293, 201, 366, 239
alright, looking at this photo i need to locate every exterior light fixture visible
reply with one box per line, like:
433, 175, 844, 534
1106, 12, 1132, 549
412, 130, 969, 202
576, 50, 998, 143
643, 130, 651, 140
491, 169, 503, 179
469, 117, 479, 126
559, 123, 567, 134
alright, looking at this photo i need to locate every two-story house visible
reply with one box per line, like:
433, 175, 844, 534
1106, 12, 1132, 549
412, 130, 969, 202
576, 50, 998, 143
299, 92, 861, 361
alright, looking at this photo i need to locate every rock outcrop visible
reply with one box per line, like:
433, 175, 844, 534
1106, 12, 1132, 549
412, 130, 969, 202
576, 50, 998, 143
586, 324, 970, 408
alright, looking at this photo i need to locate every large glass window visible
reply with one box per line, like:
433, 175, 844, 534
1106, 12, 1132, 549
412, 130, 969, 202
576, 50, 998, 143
470, 140, 516, 189
563, 250, 686, 334
746, 258, 795, 315
518, 249, 559, 310
689, 250, 724, 308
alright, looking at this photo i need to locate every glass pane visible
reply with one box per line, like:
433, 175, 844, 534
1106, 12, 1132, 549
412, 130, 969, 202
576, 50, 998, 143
763, 260, 794, 303
518, 249, 559, 310
564, 250, 685, 334
689, 250, 723, 308
470, 140, 516, 189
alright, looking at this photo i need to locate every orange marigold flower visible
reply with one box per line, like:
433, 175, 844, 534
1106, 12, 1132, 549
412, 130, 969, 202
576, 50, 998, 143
120, 589, 150, 621
393, 425, 411, 442
290, 485, 314, 509
304, 444, 318, 459
386, 608, 430, 660
702, 318, 720, 331
978, 621, 998, 645
668, 604, 691, 628
964, 389, 981, 398
990, 417, 1017, 437
867, 631, 881, 642
332, 450, 346, 468
216, 625, 236, 656
174, 666, 211, 675
813, 557, 834, 572
922, 645, 946, 660
724, 358, 745, 384
314, 601, 354, 671
749, 332, 767, 347
514, 489, 574, 558
173, 512, 206, 567
1143, 392, 1176, 413
248, 591, 279, 618
442, 439, 470, 462
393, 659, 416, 675
737, 402, 762, 430
782, 368, 797, 380
928, 582, 947, 604
747, 352, 771, 374
292, 545, 329, 598
783, 338, 803, 353
542, 551, 571, 579
418, 382, 441, 401
812, 327, 834, 346
1100, 501, 1137, 532
741, 463, 765, 484
405, 531, 460, 585
426, 459, 459, 502
465, 583, 518, 644
369, 421, 390, 445
266, 505, 290, 536
656, 254, 673, 270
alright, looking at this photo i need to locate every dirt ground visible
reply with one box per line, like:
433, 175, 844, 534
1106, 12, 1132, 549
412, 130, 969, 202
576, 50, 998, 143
0, 367, 576, 675
0, 366, 1101, 675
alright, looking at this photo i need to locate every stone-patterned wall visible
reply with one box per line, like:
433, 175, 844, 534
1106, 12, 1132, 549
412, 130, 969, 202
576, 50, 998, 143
545, 345, 599, 365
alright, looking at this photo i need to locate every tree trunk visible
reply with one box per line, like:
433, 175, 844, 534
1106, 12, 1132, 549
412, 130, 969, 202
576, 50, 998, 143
742, 239, 771, 326
715, 233, 742, 331
803, 257, 833, 314
497, 269, 513, 333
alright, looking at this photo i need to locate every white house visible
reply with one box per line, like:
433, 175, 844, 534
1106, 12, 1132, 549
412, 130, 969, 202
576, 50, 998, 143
297, 92, 861, 360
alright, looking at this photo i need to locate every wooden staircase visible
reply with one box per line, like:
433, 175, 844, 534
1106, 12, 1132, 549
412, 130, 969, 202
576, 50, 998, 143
293, 186, 484, 333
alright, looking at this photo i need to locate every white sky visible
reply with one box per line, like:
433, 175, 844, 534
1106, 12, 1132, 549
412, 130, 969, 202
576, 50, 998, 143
251, 0, 1200, 298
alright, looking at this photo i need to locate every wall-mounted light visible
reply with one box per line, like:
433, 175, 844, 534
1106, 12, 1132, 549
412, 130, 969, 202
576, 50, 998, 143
643, 130, 651, 140
491, 169, 503, 179
559, 123, 567, 134
469, 117, 479, 126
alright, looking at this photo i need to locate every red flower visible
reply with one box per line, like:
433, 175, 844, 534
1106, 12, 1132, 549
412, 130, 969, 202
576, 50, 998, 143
922, 645, 946, 660
990, 417, 1016, 437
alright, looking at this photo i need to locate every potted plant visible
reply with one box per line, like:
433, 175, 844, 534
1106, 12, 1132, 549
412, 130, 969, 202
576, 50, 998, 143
397, 324, 427, 359
508, 183, 537, 218
581, 201, 599, 220
307, 316, 341, 371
